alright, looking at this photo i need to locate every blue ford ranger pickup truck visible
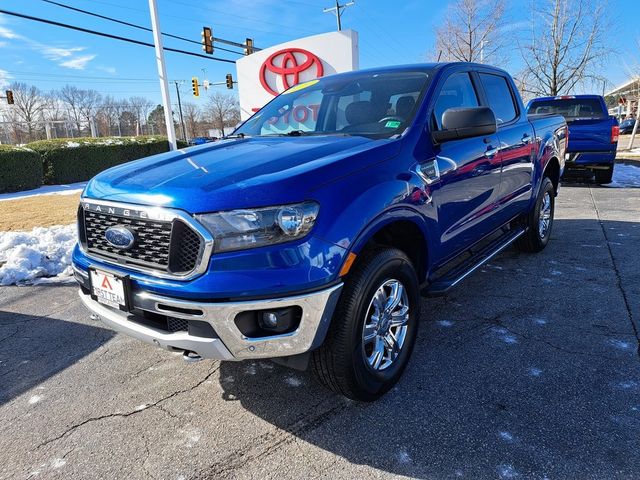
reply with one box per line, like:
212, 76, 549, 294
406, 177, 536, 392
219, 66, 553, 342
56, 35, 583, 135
73, 63, 566, 401
527, 95, 618, 184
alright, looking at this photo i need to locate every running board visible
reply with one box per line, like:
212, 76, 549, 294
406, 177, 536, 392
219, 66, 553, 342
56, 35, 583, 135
423, 226, 526, 297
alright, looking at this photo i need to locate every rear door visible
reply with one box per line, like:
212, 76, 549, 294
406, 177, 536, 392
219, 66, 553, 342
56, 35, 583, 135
424, 70, 503, 261
476, 71, 534, 221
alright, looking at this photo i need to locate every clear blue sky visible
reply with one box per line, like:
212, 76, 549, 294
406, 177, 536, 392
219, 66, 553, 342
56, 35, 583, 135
0, 0, 639, 106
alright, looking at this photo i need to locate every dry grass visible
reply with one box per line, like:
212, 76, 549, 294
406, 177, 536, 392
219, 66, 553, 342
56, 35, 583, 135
0, 194, 80, 231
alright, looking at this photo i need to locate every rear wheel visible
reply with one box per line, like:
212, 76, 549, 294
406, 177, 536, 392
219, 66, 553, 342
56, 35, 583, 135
516, 177, 555, 253
595, 165, 614, 184
311, 247, 420, 401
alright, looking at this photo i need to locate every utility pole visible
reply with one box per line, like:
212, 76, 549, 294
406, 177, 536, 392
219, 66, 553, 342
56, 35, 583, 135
323, 0, 354, 31
174, 81, 187, 141
148, 0, 177, 150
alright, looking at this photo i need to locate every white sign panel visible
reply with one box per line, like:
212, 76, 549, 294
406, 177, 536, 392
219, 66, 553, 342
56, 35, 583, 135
236, 30, 359, 120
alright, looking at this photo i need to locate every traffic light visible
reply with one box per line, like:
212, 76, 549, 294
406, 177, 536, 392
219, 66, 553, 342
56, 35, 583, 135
244, 38, 254, 56
6, 90, 14, 105
191, 77, 199, 97
226, 74, 234, 89
201, 26, 213, 54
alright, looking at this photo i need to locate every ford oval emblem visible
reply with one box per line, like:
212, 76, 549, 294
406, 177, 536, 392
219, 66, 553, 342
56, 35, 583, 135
104, 226, 135, 250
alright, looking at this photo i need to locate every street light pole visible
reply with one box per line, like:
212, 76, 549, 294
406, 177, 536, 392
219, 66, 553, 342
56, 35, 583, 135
148, 0, 177, 150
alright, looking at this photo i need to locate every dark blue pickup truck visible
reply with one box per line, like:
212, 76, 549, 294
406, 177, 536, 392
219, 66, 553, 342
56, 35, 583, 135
73, 63, 566, 401
527, 95, 618, 184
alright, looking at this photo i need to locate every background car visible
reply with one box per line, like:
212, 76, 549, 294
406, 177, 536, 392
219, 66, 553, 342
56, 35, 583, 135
620, 118, 636, 134
188, 137, 217, 146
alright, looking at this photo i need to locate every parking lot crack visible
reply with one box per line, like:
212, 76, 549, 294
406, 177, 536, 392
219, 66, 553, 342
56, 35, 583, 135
589, 187, 640, 358
37, 364, 220, 449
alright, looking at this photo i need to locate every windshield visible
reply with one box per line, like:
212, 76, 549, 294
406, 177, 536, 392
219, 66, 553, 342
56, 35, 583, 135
235, 70, 433, 139
528, 98, 607, 120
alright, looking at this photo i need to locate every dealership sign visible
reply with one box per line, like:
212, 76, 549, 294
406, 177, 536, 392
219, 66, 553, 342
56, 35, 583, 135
236, 30, 359, 120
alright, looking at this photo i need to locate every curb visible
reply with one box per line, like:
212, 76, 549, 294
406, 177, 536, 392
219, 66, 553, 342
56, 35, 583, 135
616, 158, 640, 167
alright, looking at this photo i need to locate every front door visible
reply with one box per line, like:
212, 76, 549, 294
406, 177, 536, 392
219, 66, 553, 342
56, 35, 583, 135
420, 71, 503, 262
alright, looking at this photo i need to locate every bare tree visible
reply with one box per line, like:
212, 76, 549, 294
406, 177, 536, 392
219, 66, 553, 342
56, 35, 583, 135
128, 96, 153, 135
6, 82, 47, 141
182, 102, 201, 138
78, 89, 102, 136
206, 92, 240, 136
58, 85, 85, 134
518, 0, 610, 97
433, 0, 506, 63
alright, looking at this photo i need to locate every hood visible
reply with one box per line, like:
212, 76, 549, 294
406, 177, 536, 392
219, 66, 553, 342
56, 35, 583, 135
84, 135, 399, 213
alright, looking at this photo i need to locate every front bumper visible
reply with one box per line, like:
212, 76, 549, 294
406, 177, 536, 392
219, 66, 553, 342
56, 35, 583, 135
78, 281, 343, 361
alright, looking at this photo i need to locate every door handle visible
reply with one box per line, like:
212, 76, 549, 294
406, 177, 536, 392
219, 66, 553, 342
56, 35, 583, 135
521, 133, 531, 144
485, 147, 499, 158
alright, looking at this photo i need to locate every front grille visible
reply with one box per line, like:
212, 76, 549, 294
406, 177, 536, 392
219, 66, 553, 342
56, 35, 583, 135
167, 317, 189, 332
81, 208, 203, 275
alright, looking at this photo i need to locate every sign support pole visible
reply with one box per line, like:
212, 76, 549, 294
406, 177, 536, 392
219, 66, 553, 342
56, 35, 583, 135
148, 0, 177, 150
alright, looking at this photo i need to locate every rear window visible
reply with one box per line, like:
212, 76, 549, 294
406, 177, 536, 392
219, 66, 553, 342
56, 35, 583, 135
528, 98, 606, 120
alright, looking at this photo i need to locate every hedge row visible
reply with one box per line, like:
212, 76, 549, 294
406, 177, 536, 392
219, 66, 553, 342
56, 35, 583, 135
0, 136, 188, 193
0, 145, 43, 193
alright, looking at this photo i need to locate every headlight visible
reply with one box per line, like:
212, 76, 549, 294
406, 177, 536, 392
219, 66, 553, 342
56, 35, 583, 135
195, 201, 319, 253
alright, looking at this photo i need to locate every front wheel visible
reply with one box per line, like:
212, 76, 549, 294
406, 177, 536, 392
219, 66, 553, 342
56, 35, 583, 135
516, 176, 555, 253
311, 247, 420, 401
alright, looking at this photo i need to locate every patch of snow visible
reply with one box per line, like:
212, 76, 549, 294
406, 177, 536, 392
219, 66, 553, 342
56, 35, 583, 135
135, 404, 148, 411
604, 164, 640, 188
51, 458, 66, 469
550, 270, 562, 276
497, 464, 519, 479
0, 182, 86, 202
609, 339, 633, 350
29, 395, 42, 404
66, 141, 80, 148
528, 367, 543, 377
499, 431, 514, 443
532, 318, 547, 325
397, 450, 412, 464
493, 327, 518, 344
615, 380, 638, 390
0, 224, 76, 285
437, 319, 455, 327
285, 376, 303, 387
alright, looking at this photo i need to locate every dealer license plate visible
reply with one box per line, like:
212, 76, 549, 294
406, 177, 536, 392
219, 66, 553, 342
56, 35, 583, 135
90, 269, 127, 310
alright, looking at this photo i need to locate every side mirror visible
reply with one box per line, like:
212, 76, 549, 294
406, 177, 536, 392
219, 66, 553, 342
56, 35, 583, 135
432, 107, 497, 143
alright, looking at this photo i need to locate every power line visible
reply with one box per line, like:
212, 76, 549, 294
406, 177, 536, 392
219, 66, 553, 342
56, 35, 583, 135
0, 9, 236, 64
40, 0, 245, 55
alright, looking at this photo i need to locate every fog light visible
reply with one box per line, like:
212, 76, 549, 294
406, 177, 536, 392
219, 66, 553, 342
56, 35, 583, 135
262, 312, 279, 329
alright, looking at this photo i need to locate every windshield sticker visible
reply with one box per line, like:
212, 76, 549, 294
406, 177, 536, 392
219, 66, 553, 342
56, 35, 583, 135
385, 120, 401, 129
283, 79, 319, 95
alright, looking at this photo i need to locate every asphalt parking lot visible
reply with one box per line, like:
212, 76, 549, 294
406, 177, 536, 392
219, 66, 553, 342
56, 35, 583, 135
1, 180, 639, 480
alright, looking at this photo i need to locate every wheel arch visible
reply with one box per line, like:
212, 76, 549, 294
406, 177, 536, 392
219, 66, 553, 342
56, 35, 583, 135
544, 156, 561, 194
346, 210, 431, 284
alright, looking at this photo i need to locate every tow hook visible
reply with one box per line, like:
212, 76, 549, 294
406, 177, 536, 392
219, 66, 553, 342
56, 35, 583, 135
182, 350, 203, 363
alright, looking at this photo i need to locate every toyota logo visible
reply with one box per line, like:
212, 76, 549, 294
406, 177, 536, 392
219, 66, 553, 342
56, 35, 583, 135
259, 48, 324, 97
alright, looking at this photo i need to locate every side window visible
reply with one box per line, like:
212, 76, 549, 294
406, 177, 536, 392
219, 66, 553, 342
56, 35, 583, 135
433, 72, 479, 129
479, 73, 517, 124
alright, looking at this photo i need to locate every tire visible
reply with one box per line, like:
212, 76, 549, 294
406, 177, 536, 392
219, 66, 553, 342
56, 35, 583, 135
595, 165, 614, 184
516, 176, 555, 253
311, 247, 420, 401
